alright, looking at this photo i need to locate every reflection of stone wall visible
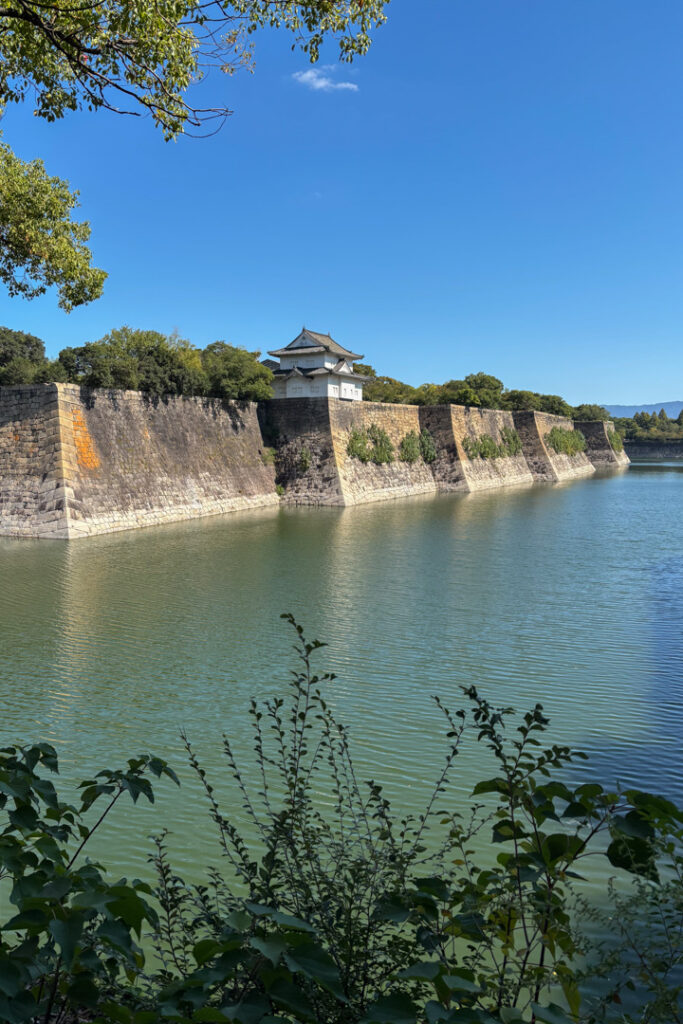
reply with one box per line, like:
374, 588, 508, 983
579, 420, 630, 468
513, 411, 595, 482
1, 384, 278, 538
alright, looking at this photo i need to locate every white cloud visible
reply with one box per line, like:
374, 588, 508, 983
292, 68, 358, 93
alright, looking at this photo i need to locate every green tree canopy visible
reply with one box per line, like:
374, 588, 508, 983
0, 1, 388, 308
0, 0, 389, 139
504, 389, 541, 411
0, 140, 106, 311
0, 325, 68, 384
0, 326, 46, 385
201, 340, 273, 401
0, 326, 45, 366
55, 326, 273, 400
573, 403, 610, 421
536, 393, 574, 418
362, 375, 417, 405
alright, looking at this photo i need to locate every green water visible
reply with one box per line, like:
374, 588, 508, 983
2, 463, 682, 881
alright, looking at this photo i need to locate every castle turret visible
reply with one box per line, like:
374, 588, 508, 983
267, 328, 367, 400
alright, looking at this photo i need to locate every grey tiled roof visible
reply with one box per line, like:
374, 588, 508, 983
268, 328, 363, 361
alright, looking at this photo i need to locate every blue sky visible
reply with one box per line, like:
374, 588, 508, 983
2, 0, 682, 404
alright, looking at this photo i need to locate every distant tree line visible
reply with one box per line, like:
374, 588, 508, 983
0, 325, 273, 401
613, 408, 683, 443
4, 325, 667, 432
353, 364, 611, 420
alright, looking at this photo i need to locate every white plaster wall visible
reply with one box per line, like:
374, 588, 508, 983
274, 376, 363, 399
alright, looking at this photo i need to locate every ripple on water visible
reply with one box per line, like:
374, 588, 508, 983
1, 467, 682, 881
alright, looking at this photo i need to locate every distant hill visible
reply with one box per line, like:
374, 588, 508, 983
604, 401, 683, 419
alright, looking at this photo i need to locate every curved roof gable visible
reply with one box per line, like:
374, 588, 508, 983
268, 327, 364, 362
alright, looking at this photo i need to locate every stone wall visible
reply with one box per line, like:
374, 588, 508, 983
579, 420, 630, 468
260, 399, 437, 505
0, 384, 278, 538
425, 406, 534, 492
330, 401, 437, 504
513, 411, 595, 482
624, 440, 683, 460
0, 385, 70, 537
2, 388, 629, 539
258, 398, 344, 504
263, 401, 583, 506
416, 406, 468, 491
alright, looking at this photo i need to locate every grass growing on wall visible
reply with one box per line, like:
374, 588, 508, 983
462, 428, 523, 460
609, 430, 624, 453
298, 446, 312, 472
399, 429, 438, 464
398, 431, 421, 463
419, 428, 437, 463
347, 424, 395, 464
500, 425, 523, 455
546, 426, 587, 456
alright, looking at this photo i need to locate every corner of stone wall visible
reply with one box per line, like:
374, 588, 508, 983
512, 411, 560, 482
577, 420, 630, 468
0, 384, 76, 538
418, 405, 469, 491
260, 398, 346, 504
514, 411, 595, 482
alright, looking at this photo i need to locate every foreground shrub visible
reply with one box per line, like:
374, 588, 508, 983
0, 747, 178, 1023
3, 618, 683, 1023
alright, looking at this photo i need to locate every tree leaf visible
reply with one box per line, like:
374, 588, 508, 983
49, 915, 84, 966
363, 992, 418, 1024
529, 1002, 575, 1024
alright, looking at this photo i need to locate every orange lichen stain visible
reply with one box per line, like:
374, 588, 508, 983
13, 432, 19, 442
71, 409, 101, 470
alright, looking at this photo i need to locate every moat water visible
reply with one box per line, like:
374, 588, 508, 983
1, 462, 682, 882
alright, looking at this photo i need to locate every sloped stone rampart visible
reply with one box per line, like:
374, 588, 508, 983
416, 406, 468, 492
2, 389, 629, 538
418, 405, 534, 491
330, 401, 437, 504
579, 420, 630, 469
260, 399, 438, 505
0, 384, 278, 538
258, 398, 345, 505
513, 411, 595, 482
0, 385, 71, 537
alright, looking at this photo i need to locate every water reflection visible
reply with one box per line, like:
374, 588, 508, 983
1, 469, 682, 877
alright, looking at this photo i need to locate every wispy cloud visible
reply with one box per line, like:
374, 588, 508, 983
292, 68, 359, 93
